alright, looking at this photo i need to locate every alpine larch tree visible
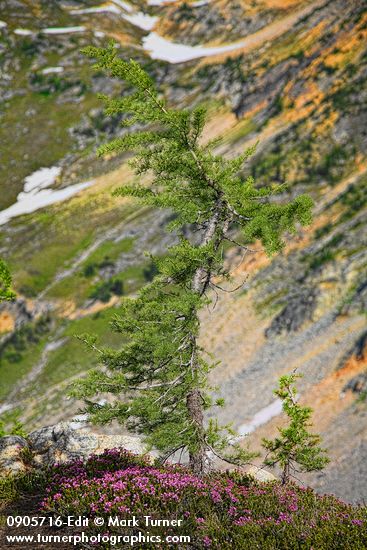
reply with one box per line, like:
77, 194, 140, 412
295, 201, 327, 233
262, 373, 329, 484
72, 44, 313, 475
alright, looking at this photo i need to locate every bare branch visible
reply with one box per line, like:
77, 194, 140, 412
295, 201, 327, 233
210, 278, 248, 294
223, 235, 259, 253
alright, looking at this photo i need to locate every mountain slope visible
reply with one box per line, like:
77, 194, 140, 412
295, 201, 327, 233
0, 0, 366, 502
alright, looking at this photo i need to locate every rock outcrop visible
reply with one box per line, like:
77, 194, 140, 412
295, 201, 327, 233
0, 435, 28, 475
246, 466, 277, 483
0, 422, 277, 483
0, 422, 150, 476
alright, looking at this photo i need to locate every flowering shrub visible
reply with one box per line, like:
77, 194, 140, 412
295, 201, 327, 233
40, 448, 367, 549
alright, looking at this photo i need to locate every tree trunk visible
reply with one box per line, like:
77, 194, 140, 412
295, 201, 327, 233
281, 462, 290, 485
187, 201, 226, 475
186, 389, 206, 475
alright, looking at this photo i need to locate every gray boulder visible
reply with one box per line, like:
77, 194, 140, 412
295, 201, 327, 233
246, 466, 277, 482
0, 422, 151, 476
0, 435, 28, 475
28, 422, 149, 466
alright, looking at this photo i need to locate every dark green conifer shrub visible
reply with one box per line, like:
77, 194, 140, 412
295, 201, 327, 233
263, 373, 329, 484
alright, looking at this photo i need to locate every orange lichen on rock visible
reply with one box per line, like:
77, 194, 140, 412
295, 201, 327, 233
314, 110, 339, 136
323, 16, 367, 70
241, 99, 269, 121
246, 317, 367, 456
0, 311, 15, 334
68, 295, 120, 320
295, 20, 327, 58
200, 1, 326, 66
306, 339, 367, 433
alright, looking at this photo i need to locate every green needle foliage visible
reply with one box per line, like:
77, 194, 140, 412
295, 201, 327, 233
0, 258, 15, 302
72, 43, 313, 474
262, 373, 329, 484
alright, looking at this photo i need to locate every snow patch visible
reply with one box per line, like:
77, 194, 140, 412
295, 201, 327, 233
238, 399, 283, 436
108, 0, 158, 31
0, 167, 93, 226
23, 166, 62, 194
123, 11, 157, 31
72, 1, 157, 32
0, 20, 7, 29
70, 6, 121, 15
147, 0, 176, 5
42, 26, 86, 34
142, 32, 248, 63
112, 0, 133, 12
41, 66, 64, 75
14, 28, 33, 36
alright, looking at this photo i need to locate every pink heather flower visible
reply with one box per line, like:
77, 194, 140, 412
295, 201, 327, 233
234, 517, 252, 526
196, 518, 205, 524
39, 445, 366, 548
278, 512, 292, 524
210, 489, 222, 503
